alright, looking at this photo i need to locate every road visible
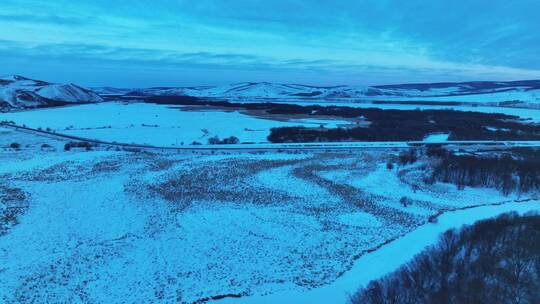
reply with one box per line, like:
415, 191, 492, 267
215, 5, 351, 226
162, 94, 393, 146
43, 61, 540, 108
2, 122, 540, 152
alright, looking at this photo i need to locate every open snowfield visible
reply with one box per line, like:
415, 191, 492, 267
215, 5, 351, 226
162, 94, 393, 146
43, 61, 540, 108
224, 200, 540, 304
0, 102, 350, 146
3, 100, 540, 151
1, 127, 537, 304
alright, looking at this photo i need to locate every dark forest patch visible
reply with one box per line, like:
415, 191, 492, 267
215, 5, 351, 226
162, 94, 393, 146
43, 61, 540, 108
351, 212, 540, 304
134, 95, 540, 143
431, 148, 540, 195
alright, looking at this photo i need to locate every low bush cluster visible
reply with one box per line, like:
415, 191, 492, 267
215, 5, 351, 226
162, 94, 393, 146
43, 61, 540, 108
64, 141, 95, 151
207, 136, 240, 145
398, 150, 418, 165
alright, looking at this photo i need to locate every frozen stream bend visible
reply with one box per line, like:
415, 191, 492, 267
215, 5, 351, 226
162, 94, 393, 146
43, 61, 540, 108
220, 200, 540, 304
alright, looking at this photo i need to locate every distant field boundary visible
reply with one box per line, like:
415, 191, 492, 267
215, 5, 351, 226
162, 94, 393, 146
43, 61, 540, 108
2, 122, 540, 152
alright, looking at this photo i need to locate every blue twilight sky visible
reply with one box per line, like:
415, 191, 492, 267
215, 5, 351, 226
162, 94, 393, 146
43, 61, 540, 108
1, 0, 540, 87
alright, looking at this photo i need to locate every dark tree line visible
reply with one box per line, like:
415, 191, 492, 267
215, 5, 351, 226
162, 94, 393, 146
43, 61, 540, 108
138, 95, 540, 142
431, 151, 540, 195
267, 120, 540, 142
266, 108, 540, 142
351, 212, 540, 304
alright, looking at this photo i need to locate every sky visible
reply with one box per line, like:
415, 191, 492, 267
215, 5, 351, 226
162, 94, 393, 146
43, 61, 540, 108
1, 0, 540, 87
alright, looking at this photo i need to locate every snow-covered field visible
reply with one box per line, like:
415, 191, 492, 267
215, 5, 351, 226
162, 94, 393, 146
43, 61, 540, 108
0, 102, 350, 145
3, 99, 540, 151
1, 127, 536, 304
227, 201, 540, 304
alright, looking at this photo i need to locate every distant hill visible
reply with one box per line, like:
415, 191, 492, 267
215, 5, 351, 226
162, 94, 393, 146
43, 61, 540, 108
115, 80, 540, 106
0, 75, 103, 111
4, 76, 540, 111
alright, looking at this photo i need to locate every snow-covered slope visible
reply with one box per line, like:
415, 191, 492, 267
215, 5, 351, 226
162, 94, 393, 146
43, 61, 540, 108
0, 75, 103, 111
124, 80, 540, 105
371, 80, 540, 105
92, 87, 133, 96
125, 82, 367, 99
4, 75, 539, 110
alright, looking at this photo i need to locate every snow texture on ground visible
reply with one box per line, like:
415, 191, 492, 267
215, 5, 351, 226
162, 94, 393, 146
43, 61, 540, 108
224, 201, 540, 304
0, 102, 349, 145
0, 127, 537, 304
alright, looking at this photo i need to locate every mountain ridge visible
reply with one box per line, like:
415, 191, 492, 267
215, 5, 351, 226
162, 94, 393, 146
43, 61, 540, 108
105, 80, 540, 104
0, 75, 103, 111
3, 75, 540, 112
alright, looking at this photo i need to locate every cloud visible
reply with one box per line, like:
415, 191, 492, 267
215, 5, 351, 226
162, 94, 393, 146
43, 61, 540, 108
1, 0, 539, 86
0, 13, 86, 26
3, 40, 539, 84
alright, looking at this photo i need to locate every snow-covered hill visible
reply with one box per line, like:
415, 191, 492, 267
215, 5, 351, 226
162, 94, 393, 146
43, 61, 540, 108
125, 82, 365, 99
123, 80, 540, 106
4, 75, 540, 110
0, 75, 103, 111
92, 87, 133, 96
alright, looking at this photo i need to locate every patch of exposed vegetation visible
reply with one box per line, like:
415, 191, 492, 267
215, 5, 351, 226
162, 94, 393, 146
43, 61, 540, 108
17, 155, 130, 182
9, 143, 21, 150
17, 161, 89, 182
91, 160, 122, 174
292, 160, 419, 228
0, 185, 29, 236
141, 159, 299, 211
64, 141, 97, 151
431, 148, 540, 195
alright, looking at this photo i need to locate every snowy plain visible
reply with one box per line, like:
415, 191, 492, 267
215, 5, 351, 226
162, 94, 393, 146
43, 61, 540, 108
1, 126, 538, 304
223, 201, 540, 304
2, 85, 540, 303
4, 74, 540, 303
3, 100, 540, 151
0, 102, 351, 145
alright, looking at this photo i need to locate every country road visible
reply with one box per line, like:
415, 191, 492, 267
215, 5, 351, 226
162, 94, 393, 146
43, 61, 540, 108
2, 122, 540, 152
